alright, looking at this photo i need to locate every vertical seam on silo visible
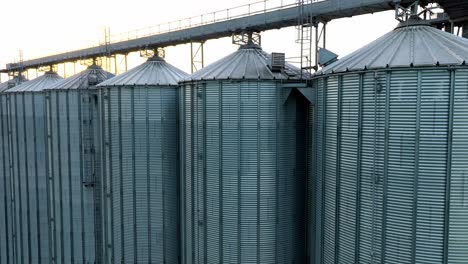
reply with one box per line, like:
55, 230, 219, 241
145, 87, 152, 262
23, 93, 32, 264
0, 97, 4, 264
381, 71, 391, 264
66, 91, 75, 263
320, 78, 328, 264
43, 92, 52, 264
275, 81, 279, 264
203, 82, 207, 264
443, 69, 455, 264
355, 73, 364, 264
411, 70, 422, 264
100, 89, 109, 264
118, 87, 125, 263
190, 83, 195, 264
47, 93, 57, 264
237, 81, 241, 264
256, 81, 260, 264
1, 94, 10, 263
179, 84, 185, 264
131, 87, 138, 264
195, 83, 200, 262
56, 92, 65, 264
32, 93, 42, 264
9, 93, 19, 263
55, 93, 65, 263
219, 82, 224, 262
106, 88, 115, 263
162, 86, 167, 263
78, 91, 86, 263
334, 75, 343, 264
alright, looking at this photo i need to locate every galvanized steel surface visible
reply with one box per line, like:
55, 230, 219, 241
186, 44, 306, 81
47, 65, 114, 90
312, 67, 468, 264
0, 94, 13, 263
45, 66, 113, 263
99, 85, 179, 264
180, 79, 308, 263
0, 76, 27, 92
7, 92, 52, 263
318, 21, 468, 74
6, 72, 62, 93
3, 72, 62, 264
98, 56, 188, 86
98, 58, 184, 264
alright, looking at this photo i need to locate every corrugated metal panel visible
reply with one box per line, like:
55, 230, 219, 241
7, 92, 52, 264
0, 94, 13, 264
47, 65, 114, 90
306, 89, 316, 264
314, 67, 468, 264
313, 78, 326, 264
0, 76, 27, 92
318, 20, 468, 75
185, 45, 308, 81
5, 72, 62, 93
100, 85, 179, 264
47, 90, 99, 263
322, 76, 337, 264
98, 56, 188, 86
337, 74, 359, 263
181, 79, 307, 263
358, 72, 385, 264
384, 70, 418, 264
449, 69, 468, 264
45, 66, 112, 264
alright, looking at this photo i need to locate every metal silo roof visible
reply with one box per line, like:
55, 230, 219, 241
0, 76, 27, 92
46, 65, 114, 90
97, 55, 188, 86
185, 43, 306, 81
318, 18, 468, 75
5, 71, 62, 92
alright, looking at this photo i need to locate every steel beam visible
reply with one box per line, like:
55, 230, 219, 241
1, 0, 413, 73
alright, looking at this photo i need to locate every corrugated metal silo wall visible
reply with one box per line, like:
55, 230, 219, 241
46, 89, 100, 264
99, 86, 179, 264
180, 80, 307, 264
312, 68, 468, 264
7, 92, 52, 264
0, 93, 14, 263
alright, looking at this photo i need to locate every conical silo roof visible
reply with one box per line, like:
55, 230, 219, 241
97, 55, 188, 87
318, 18, 468, 75
46, 65, 114, 90
0, 75, 27, 92
185, 43, 306, 81
5, 71, 62, 93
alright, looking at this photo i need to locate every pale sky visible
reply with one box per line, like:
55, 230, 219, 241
0, 0, 399, 81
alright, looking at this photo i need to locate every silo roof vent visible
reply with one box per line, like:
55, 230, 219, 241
185, 45, 308, 81
270, 52, 285, 72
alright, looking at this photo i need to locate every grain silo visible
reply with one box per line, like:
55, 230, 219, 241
44, 65, 113, 264
5, 71, 62, 264
179, 39, 310, 264
97, 55, 187, 264
311, 17, 468, 264
0, 75, 27, 264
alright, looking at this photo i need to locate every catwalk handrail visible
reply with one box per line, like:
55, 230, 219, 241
1, 0, 411, 72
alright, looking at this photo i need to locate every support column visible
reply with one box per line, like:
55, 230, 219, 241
462, 22, 468, 39
191, 41, 204, 74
